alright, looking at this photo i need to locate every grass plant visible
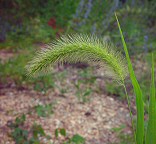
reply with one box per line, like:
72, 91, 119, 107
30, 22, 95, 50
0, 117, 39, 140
26, 15, 156, 144
115, 14, 156, 144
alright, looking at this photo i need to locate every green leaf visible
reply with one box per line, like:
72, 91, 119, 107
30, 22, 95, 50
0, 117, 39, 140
15, 114, 26, 126
55, 129, 59, 138
35, 105, 45, 117
115, 13, 144, 144
32, 123, 45, 138
35, 104, 54, 117
29, 137, 40, 144
22, 130, 28, 138
146, 54, 156, 144
60, 128, 66, 137
71, 134, 85, 144
83, 89, 92, 97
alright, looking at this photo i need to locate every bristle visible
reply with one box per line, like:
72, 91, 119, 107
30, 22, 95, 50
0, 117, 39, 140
26, 34, 128, 83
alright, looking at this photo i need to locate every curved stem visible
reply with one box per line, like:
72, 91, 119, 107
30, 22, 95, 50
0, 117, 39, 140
123, 83, 136, 144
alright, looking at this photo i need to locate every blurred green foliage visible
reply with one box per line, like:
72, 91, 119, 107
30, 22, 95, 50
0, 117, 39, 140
34, 103, 54, 117
8, 114, 51, 144
55, 128, 85, 144
69, 0, 156, 54
105, 82, 125, 99
111, 125, 134, 144
8, 112, 85, 143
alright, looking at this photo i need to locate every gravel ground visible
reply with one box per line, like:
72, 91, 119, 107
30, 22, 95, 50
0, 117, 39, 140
0, 85, 131, 144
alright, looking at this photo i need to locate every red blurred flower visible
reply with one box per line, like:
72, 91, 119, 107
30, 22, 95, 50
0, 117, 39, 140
48, 18, 56, 29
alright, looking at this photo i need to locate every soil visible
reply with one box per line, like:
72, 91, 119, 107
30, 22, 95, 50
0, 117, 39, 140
0, 86, 131, 144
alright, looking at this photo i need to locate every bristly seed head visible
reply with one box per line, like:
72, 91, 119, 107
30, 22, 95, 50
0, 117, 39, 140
26, 34, 128, 84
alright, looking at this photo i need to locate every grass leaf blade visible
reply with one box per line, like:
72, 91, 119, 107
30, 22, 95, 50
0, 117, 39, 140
115, 13, 144, 144
146, 54, 156, 144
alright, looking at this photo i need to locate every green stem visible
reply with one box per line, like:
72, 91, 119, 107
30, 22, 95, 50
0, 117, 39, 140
123, 83, 136, 144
